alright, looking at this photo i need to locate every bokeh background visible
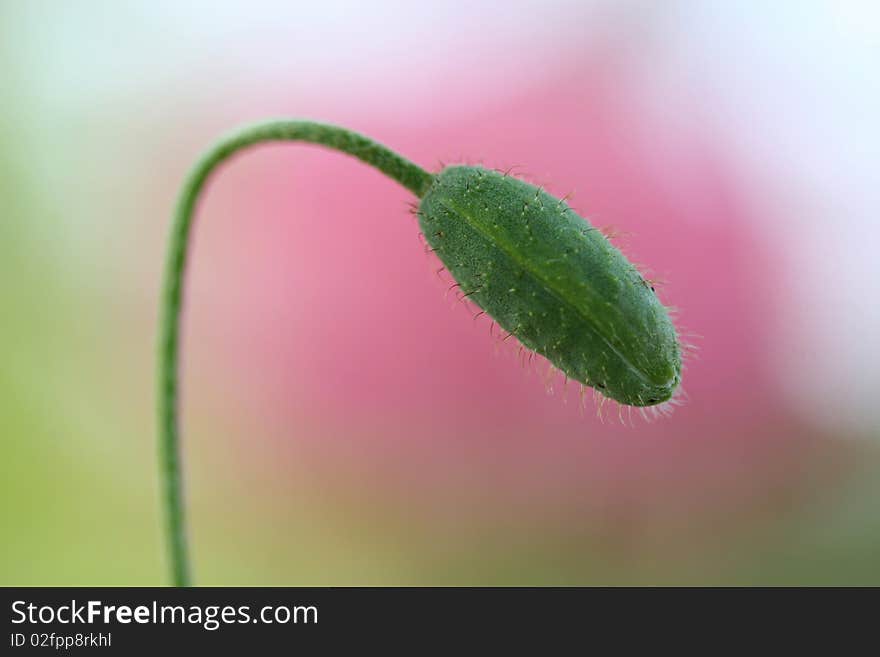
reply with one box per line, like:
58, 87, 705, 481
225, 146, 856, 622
2, 0, 878, 585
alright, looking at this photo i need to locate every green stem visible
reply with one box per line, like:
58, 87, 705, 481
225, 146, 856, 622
158, 119, 432, 586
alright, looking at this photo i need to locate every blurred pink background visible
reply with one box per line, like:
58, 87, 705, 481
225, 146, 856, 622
1, 0, 878, 584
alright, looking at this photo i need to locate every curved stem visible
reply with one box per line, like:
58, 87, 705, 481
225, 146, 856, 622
158, 120, 433, 586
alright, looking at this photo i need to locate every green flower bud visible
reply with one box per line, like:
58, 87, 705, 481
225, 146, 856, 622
419, 165, 681, 407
